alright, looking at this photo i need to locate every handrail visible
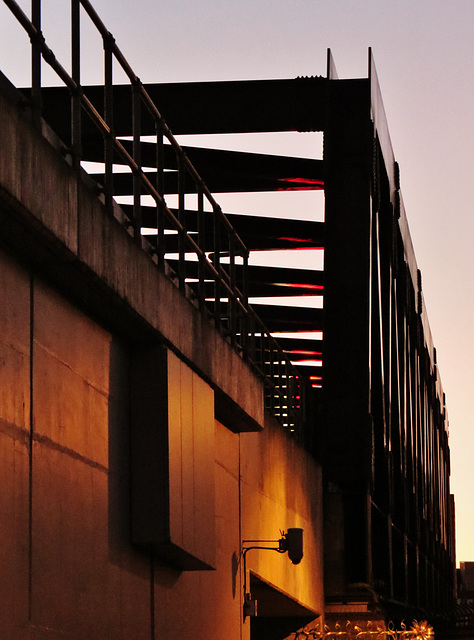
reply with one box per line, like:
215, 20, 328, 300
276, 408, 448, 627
2, 0, 306, 434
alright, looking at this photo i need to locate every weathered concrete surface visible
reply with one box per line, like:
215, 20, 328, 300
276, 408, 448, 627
241, 413, 324, 619
0, 75, 324, 640
0, 251, 30, 639
131, 346, 216, 569
152, 421, 244, 640
33, 280, 111, 466
0, 245, 324, 639
151, 414, 324, 640
0, 73, 263, 431
0, 252, 152, 638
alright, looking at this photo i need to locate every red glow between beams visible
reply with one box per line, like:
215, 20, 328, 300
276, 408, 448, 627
277, 237, 322, 244
277, 177, 324, 191
281, 283, 324, 290
289, 350, 322, 356
286, 246, 324, 251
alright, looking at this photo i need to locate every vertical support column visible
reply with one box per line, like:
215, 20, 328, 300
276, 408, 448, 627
322, 77, 373, 590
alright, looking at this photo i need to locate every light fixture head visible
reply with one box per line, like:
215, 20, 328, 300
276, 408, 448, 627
279, 528, 303, 564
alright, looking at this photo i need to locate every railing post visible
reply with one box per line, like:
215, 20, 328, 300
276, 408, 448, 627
229, 234, 237, 346
31, 0, 42, 129
240, 249, 250, 355
70, 0, 82, 169
177, 154, 186, 291
132, 80, 142, 243
266, 336, 274, 413
155, 123, 165, 267
197, 187, 206, 310
213, 206, 222, 329
248, 312, 256, 366
282, 360, 290, 428
103, 30, 115, 213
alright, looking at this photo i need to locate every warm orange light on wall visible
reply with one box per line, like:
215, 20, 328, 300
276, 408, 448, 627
242, 529, 304, 618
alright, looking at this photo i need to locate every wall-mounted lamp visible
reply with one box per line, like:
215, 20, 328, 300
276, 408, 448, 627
242, 528, 303, 618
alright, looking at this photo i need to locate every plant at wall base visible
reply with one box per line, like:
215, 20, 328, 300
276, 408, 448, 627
405, 621, 434, 640
291, 619, 435, 640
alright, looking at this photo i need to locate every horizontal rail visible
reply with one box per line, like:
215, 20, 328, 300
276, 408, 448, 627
2, 0, 306, 434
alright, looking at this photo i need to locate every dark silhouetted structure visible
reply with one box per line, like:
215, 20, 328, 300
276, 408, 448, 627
0, 1, 455, 638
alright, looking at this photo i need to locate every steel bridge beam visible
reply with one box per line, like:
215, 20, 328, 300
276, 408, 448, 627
31, 76, 329, 137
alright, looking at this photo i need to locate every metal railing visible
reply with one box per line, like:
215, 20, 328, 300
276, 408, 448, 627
2, 0, 306, 433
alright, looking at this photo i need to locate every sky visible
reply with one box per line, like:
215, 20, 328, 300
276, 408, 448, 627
1, 0, 473, 563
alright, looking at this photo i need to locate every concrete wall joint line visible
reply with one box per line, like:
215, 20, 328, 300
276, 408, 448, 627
28, 272, 34, 623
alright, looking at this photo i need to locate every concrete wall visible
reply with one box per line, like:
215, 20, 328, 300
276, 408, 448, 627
0, 71, 264, 432
0, 76, 324, 639
0, 250, 151, 639
0, 247, 323, 638
242, 416, 324, 621
0, 250, 31, 638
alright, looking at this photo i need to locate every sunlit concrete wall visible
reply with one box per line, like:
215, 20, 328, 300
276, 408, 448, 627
151, 415, 324, 640
0, 249, 323, 638
0, 251, 151, 639
0, 76, 324, 639
0, 251, 30, 638
241, 417, 324, 618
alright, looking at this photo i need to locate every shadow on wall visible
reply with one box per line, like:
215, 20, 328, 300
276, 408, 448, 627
106, 338, 184, 587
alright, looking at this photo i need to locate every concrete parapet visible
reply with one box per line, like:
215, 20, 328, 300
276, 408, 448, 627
0, 74, 264, 432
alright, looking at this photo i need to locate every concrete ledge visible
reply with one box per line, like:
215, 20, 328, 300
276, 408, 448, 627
0, 78, 264, 432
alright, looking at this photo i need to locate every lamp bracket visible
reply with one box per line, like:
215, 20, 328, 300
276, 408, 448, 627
241, 529, 303, 619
